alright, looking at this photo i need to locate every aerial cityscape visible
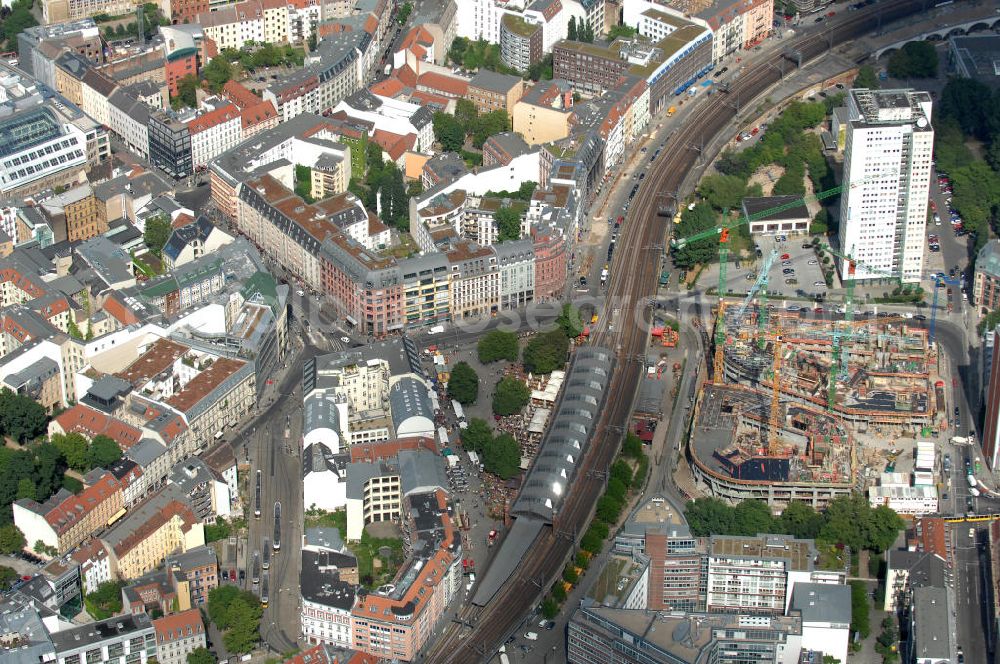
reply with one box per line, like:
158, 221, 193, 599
0, 0, 997, 662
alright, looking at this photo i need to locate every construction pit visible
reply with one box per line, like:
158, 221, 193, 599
686, 306, 947, 509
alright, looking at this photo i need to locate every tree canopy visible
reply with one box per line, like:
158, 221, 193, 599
938, 77, 1000, 143
202, 57, 234, 92
143, 214, 172, 257
85, 580, 125, 620
853, 65, 880, 90
460, 417, 493, 453
187, 648, 216, 664
698, 174, 748, 211
522, 329, 569, 374
887, 41, 938, 79
477, 330, 519, 363
0, 389, 47, 443
496, 206, 522, 242
482, 433, 520, 479
207, 586, 263, 654
684, 494, 903, 553
432, 113, 465, 152
670, 202, 720, 270
448, 362, 479, 405
555, 303, 584, 338
0, 0, 38, 52
492, 377, 530, 416
0, 524, 26, 554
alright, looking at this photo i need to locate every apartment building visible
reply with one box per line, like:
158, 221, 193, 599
706, 535, 817, 615
49, 613, 156, 664
500, 14, 543, 72
167, 546, 219, 606
512, 79, 575, 146
837, 89, 934, 283
188, 103, 242, 169
554, 15, 711, 113
40, 0, 131, 24
198, 1, 265, 50
568, 608, 805, 664
301, 549, 357, 647
100, 485, 205, 580
71, 539, 113, 594
38, 184, 105, 242
975, 240, 1000, 313
351, 490, 461, 661
108, 89, 151, 161
13, 470, 124, 554
152, 609, 206, 664
467, 70, 524, 114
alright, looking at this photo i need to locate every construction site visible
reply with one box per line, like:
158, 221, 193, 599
685, 304, 948, 509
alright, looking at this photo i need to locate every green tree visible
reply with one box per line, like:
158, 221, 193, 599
778, 501, 823, 539
495, 206, 521, 242
16, 477, 36, 501
522, 329, 569, 374
448, 361, 479, 405
472, 110, 510, 149
610, 459, 633, 489
551, 580, 567, 602
204, 517, 231, 543
596, 494, 624, 524
606, 477, 627, 502
207, 585, 242, 628
555, 302, 584, 338
460, 418, 493, 454
622, 432, 643, 458
202, 57, 234, 92
115, 24, 126, 37
887, 41, 938, 79
432, 112, 465, 152
187, 648, 215, 664
294, 164, 313, 202
733, 500, 776, 535
477, 330, 519, 363
221, 598, 261, 653
580, 527, 602, 553
32, 442, 65, 502
448, 36, 468, 66
87, 435, 122, 469
608, 24, 637, 39
853, 65, 880, 90
482, 433, 520, 479
685, 497, 737, 537
540, 596, 559, 619
51, 432, 89, 472
567, 16, 578, 41
85, 580, 125, 620
143, 214, 172, 257
698, 174, 747, 211
671, 202, 720, 270
849, 580, 871, 639
0, 389, 47, 442
938, 78, 1000, 142
397, 1, 412, 24
173, 75, 199, 109
0, 524, 26, 554
0, 565, 16, 589
563, 564, 578, 583
455, 98, 478, 131
492, 377, 530, 416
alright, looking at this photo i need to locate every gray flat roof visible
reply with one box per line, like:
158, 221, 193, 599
790, 582, 851, 625
913, 585, 951, 660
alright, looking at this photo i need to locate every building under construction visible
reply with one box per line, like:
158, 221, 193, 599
687, 306, 945, 509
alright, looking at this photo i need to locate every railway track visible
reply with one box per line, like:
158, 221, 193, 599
424, 1, 939, 660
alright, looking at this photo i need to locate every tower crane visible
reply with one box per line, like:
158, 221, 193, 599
672, 170, 898, 385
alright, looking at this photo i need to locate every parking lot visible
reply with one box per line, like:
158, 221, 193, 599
714, 234, 829, 300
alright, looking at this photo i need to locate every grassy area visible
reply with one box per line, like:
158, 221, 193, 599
589, 557, 627, 604
303, 509, 403, 588
380, 233, 419, 259
816, 541, 849, 571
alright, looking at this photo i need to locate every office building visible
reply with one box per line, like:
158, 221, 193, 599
837, 89, 934, 283
49, 613, 156, 664
152, 609, 206, 664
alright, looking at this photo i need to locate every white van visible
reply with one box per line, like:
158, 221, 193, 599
524, 632, 538, 641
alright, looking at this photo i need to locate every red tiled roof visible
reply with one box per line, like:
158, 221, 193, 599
54, 404, 143, 451
116, 338, 189, 388
153, 608, 204, 643
371, 129, 415, 162
349, 437, 436, 462
409, 90, 451, 109
241, 99, 278, 129
187, 103, 240, 135
103, 293, 140, 326
370, 78, 405, 98
171, 213, 195, 230
42, 472, 122, 535
416, 71, 468, 98
396, 64, 417, 88
222, 80, 260, 109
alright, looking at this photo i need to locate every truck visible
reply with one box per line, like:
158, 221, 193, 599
384, 63, 392, 76
951, 436, 969, 445
967, 474, 978, 488
600, 268, 609, 286
524, 632, 538, 641
429, 324, 445, 335
667, 106, 676, 117
971, 487, 981, 497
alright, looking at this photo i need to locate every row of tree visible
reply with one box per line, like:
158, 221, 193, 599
459, 418, 521, 479
684, 494, 904, 554
347, 143, 409, 230
567, 16, 595, 43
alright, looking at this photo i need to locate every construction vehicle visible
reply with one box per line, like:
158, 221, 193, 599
667, 106, 676, 117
